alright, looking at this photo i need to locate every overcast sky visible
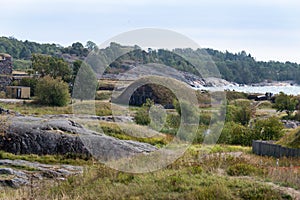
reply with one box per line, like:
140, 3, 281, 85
1, 0, 300, 62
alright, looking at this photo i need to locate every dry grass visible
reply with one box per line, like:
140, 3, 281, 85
277, 127, 300, 149
1, 145, 297, 199
0, 100, 115, 116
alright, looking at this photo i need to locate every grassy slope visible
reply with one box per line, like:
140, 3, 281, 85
0, 101, 113, 116
278, 128, 300, 149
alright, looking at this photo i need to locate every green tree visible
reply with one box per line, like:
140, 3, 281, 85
19, 77, 38, 96
72, 61, 98, 100
31, 54, 72, 82
35, 76, 70, 106
72, 60, 82, 81
274, 92, 298, 118
19, 47, 31, 59
86, 41, 98, 51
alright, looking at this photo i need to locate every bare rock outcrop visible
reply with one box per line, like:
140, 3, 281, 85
0, 159, 83, 188
0, 116, 157, 161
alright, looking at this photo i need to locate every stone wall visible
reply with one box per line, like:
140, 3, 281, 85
0, 54, 13, 91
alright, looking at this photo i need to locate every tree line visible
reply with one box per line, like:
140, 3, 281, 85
0, 36, 96, 60
2, 36, 300, 84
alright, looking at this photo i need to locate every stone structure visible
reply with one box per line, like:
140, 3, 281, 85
113, 82, 175, 107
0, 53, 13, 91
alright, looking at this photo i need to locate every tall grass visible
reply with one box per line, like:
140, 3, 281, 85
0, 145, 297, 199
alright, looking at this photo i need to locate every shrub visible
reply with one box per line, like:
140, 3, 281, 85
166, 113, 180, 129
95, 91, 112, 101
199, 111, 211, 125
239, 185, 286, 200
192, 125, 206, 144
174, 99, 199, 124
226, 100, 253, 125
277, 127, 300, 148
227, 163, 258, 176
226, 90, 248, 101
188, 166, 203, 174
252, 116, 284, 141
134, 108, 151, 125
134, 99, 153, 125
35, 76, 70, 106
219, 122, 252, 146
191, 183, 234, 200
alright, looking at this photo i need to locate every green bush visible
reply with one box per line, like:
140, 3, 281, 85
219, 122, 253, 146
134, 99, 153, 125
188, 166, 203, 174
35, 76, 70, 106
191, 183, 234, 200
226, 100, 253, 125
95, 91, 112, 100
166, 113, 180, 129
277, 127, 300, 149
226, 163, 258, 176
239, 185, 287, 200
192, 125, 206, 144
225, 91, 248, 101
253, 116, 284, 141
19, 77, 38, 96
199, 111, 211, 125
174, 99, 199, 124
134, 108, 150, 125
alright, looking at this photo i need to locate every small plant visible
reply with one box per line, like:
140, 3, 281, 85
188, 166, 203, 174
239, 185, 288, 200
116, 172, 134, 184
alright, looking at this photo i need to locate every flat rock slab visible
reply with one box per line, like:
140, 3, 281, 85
0, 116, 157, 162
0, 159, 83, 188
